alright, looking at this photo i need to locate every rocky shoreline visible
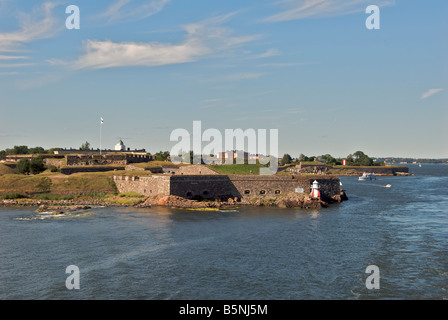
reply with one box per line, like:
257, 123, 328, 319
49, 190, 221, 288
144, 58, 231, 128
0, 191, 348, 212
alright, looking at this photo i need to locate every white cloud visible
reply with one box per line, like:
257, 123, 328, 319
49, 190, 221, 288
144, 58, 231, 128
0, 62, 34, 68
286, 108, 305, 114
96, 0, 170, 24
421, 88, 443, 99
260, 61, 316, 67
67, 13, 260, 70
264, 0, 395, 22
0, 2, 58, 51
0, 54, 27, 60
219, 72, 265, 81
252, 48, 281, 59
0, 71, 19, 76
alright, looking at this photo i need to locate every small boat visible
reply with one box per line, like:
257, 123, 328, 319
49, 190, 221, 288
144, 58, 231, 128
385, 184, 392, 188
358, 172, 376, 181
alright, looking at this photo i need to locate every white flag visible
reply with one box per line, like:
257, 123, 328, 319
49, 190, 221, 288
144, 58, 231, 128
100, 117, 104, 124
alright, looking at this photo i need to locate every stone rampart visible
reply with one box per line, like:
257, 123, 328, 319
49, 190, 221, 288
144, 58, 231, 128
61, 166, 125, 175
113, 174, 341, 201
114, 175, 170, 196
65, 153, 151, 166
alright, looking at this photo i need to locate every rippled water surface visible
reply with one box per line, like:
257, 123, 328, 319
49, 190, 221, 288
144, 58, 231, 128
1, 164, 447, 299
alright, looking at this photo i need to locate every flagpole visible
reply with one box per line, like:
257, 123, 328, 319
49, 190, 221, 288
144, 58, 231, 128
100, 117, 103, 156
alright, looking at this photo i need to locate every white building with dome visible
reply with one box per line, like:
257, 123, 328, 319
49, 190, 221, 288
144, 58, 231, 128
115, 139, 126, 151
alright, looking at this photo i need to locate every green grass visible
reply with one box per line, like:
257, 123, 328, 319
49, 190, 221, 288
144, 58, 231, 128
117, 191, 145, 198
207, 164, 265, 175
0, 174, 52, 193
299, 161, 327, 165
0, 171, 119, 194
0, 192, 27, 200
129, 161, 184, 169
0, 164, 16, 175
32, 193, 75, 200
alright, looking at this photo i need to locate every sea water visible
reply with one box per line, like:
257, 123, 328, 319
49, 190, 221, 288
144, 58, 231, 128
0, 164, 446, 299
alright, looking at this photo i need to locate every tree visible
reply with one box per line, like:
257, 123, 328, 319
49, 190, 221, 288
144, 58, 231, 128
325, 155, 337, 166
299, 153, 311, 162
16, 158, 30, 174
348, 151, 374, 166
353, 151, 366, 161
80, 141, 90, 151
9, 145, 29, 155
346, 154, 354, 164
48, 147, 60, 154
30, 156, 46, 174
359, 156, 373, 166
154, 151, 170, 161
280, 154, 292, 166
29, 146, 46, 154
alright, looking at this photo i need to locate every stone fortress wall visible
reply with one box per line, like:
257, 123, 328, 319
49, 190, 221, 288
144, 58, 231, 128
113, 174, 341, 201
66, 153, 150, 166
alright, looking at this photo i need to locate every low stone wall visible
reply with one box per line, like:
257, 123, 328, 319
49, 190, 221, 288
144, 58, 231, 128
44, 158, 65, 168
66, 154, 150, 166
125, 165, 165, 173
61, 166, 125, 175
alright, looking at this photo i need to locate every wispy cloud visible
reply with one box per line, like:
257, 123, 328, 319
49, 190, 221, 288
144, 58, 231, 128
63, 13, 260, 70
0, 54, 27, 60
259, 61, 317, 67
252, 48, 281, 59
285, 108, 305, 114
96, 0, 170, 24
202, 98, 222, 103
0, 71, 20, 76
421, 88, 443, 99
264, 0, 395, 22
0, 2, 58, 52
218, 72, 265, 81
0, 62, 34, 68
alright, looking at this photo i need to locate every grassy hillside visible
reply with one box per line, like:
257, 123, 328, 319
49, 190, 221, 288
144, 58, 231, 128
0, 172, 117, 194
0, 164, 16, 175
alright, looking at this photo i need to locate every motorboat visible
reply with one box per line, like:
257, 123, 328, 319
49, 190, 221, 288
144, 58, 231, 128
358, 172, 376, 181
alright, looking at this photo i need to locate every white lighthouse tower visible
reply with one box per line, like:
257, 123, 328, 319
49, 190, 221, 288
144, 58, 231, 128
311, 180, 321, 199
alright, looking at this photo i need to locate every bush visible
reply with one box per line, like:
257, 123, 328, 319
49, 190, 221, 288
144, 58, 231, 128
47, 165, 59, 172
16, 158, 31, 174
0, 193, 28, 200
30, 156, 46, 174
74, 192, 107, 199
33, 193, 75, 200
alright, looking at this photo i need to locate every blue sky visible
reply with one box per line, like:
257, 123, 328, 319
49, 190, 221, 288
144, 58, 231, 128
0, 0, 447, 158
